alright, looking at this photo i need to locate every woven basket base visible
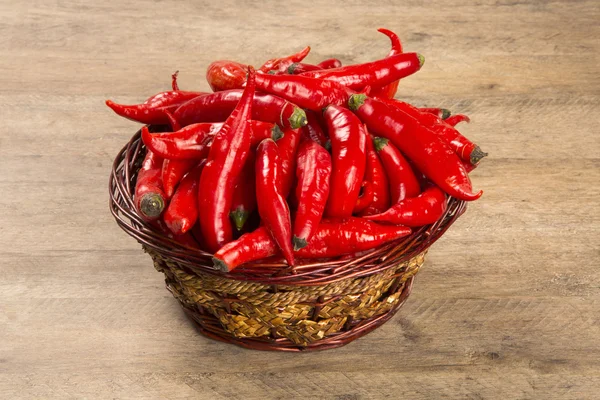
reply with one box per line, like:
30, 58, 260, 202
149, 249, 425, 351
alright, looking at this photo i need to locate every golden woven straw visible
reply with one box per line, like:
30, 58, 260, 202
109, 127, 467, 351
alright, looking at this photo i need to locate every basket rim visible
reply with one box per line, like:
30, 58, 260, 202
109, 127, 467, 286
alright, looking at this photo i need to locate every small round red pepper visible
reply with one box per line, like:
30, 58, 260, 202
206, 60, 248, 92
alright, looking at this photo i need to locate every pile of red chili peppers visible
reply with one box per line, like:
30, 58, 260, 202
107, 29, 486, 272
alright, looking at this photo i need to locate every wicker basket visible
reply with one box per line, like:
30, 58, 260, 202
109, 127, 467, 351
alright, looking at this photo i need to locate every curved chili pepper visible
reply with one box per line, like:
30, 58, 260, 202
163, 161, 205, 235
171, 70, 180, 91
135, 150, 166, 221
366, 186, 447, 227
259, 46, 311, 73
360, 134, 390, 216
254, 73, 353, 111
198, 67, 256, 252
293, 140, 332, 250
419, 107, 451, 120
276, 128, 302, 198
370, 28, 403, 99
353, 181, 375, 214
106, 90, 205, 125
300, 52, 423, 91
162, 158, 197, 199
255, 139, 294, 265
317, 58, 342, 69
301, 110, 329, 146
324, 105, 368, 217
206, 60, 248, 92
164, 110, 181, 131
230, 152, 257, 231
213, 218, 411, 271
445, 114, 471, 127
348, 94, 482, 201
372, 136, 421, 203
378, 98, 486, 166
174, 89, 307, 129
287, 62, 321, 74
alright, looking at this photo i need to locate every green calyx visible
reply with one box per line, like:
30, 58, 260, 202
417, 53, 425, 68
348, 93, 367, 111
267, 70, 278, 75
441, 109, 451, 120
292, 236, 308, 251
230, 208, 250, 231
372, 136, 388, 152
288, 107, 308, 129
212, 257, 229, 272
287, 63, 299, 74
324, 140, 332, 152
470, 146, 488, 165
271, 125, 284, 141
139, 193, 165, 219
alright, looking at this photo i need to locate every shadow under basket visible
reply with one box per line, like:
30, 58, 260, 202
109, 128, 467, 352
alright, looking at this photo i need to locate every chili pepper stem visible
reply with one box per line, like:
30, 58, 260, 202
441, 109, 451, 119
470, 146, 488, 165
139, 193, 165, 219
230, 207, 250, 231
212, 257, 229, 272
272, 125, 284, 141
418, 54, 425, 67
288, 107, 308, 129
372, 136, 388, 151
292, 236, 308, 251
348, 93, 367, 111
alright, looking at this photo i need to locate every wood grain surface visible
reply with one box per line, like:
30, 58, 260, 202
1, 0, 598, 398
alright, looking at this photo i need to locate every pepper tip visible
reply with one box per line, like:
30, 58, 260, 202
212, 257, 231, 272
417, 53, 425, 68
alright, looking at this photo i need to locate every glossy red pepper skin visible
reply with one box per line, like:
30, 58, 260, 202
162, 158, 197, 199
198, 68, 256, 252
317, 58, 342, 69
293, 140, 332, 250
254, 73, 352, 111
372, 136, 421, 203
370, 28, 403, 99
259, 46, 311, 73
163, 161, 205, 235
287, 62, 321, 74
360, 135, 390, 216
206, 60, 248, 92
445, 114, 471, 127
276, 128, 302, 198
324, 105, 368, 217
106, 90, 205, 125
255, 139, 295, 266
151, 219, 200, 249
300, 52, 423, 91
419, 107, 451, 120
213, 218, 411, 271
349, 94, 482, 201
230, 152, 257, 231
135, 150, 166, 221
301, 110, 329, 147
353, 181, 375, 214
366, 186, 447, 227
173, 89, 307, 129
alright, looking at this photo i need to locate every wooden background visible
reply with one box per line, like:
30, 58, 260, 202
1, 0, 598, 398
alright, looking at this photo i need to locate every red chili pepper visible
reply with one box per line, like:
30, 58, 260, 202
292, 140, 332, 250
258, 46, 311, 73
142, 121, 282, 161
301, 110, 329, 146
445, 114, 471, 127
162, 158, 197, 199
348, 94, 482, 201
286, 62, 322, 74
198, 67, 256, 252
324, 105, 368, 217
366, 186, 447, 227
353, 181, 375, 214
163, 161, 205, 235
254, 73, 353, 111
171, 71, 180, 91
317, 58, 342, 69
370, 28, 403, 99
230, 151, 257, 231
164, 110, 181, 131
359, 134, 390, 216
135, 150, 166, 221
106, 90, 205, 125
372, 136, 421, 203
206, 60, 248, 92
173, 89, 307, 129
276, 128, 302, 198
419, 107, 451, 120
255, 139, 294, 265
213, 218, 411, 271
300, 52, 423, 91
151, 219, 200, 249
377, 98, 486, 166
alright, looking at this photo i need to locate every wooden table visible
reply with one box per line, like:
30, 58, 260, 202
1, 0, 598, 398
